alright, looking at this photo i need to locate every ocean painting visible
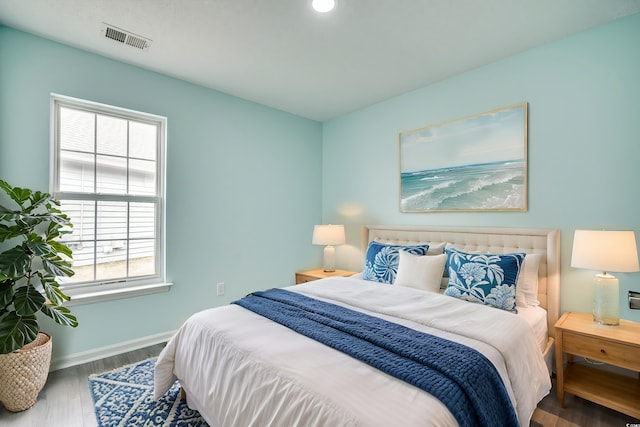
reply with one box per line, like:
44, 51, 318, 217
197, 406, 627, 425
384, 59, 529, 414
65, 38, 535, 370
400, 103, 527, 212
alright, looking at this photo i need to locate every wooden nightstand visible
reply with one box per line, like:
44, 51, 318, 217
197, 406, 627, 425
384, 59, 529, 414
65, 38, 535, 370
295, 268, 357, 284
555, 311, 640, 419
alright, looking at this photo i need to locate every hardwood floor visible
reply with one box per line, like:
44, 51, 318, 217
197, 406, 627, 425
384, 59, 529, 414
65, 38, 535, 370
0, 342, 638, 426
532, 383, 639, 427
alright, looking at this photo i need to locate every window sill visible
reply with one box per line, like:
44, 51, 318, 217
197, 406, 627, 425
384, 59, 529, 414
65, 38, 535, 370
62, 282, 173, 306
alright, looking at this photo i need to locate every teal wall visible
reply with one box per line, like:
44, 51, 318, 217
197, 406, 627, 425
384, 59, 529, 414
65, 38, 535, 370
0, 26, 323, 361
322, 13, 640, 321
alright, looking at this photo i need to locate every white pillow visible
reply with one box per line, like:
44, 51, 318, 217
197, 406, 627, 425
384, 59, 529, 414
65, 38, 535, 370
516, 254, 541, 307
394, 251, 447, 293
426, 242, 446, 255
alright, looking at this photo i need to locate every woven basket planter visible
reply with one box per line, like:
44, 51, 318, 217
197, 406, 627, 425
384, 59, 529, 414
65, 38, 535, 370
0, 333, 52, 412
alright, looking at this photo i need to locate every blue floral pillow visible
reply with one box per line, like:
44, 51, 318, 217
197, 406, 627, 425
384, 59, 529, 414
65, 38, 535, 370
362, 242, 430, 284
444, 247, 525, 313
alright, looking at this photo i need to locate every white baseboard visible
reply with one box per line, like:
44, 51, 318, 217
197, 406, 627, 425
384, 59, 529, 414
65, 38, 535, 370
50, 330, 176, 372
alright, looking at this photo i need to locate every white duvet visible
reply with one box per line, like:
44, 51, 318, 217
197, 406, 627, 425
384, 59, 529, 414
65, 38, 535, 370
154, 277, 551, 426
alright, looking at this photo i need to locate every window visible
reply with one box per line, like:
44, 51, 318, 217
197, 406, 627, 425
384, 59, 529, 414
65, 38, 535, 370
51, 94, 169, 304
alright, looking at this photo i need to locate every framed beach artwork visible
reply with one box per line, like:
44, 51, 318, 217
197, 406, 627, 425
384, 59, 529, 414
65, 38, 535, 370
399, 102, 528, 212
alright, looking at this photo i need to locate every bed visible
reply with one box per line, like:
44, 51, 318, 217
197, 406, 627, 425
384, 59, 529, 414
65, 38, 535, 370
154, 225, 560, 426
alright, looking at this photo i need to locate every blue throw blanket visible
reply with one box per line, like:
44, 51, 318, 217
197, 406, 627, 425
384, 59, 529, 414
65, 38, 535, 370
232, 288, 519, 427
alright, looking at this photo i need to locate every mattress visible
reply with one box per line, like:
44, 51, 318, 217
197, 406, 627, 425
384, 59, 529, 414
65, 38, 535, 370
516, 305, 549, 353
155, 277, 551, 427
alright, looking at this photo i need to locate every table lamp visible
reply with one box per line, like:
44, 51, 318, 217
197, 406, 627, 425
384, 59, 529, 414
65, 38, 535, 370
312, 224, 345, 272
571, 230, 640, 325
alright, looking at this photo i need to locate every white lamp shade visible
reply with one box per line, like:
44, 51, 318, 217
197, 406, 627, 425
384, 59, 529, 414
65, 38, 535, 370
571, 230, 640, 273
312, 224, 346, 246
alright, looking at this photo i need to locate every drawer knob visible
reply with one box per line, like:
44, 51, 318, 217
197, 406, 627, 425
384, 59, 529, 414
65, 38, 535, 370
600, 349, 606, 354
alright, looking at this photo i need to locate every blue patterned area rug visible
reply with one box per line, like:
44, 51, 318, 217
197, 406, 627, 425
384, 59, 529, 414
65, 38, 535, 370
88, 357, 208, 427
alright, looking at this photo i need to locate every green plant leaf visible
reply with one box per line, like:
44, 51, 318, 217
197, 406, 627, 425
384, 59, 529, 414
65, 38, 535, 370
29, 191, 50, 210
40, 304, 78, 328
14, 286, 46, 316
5, 216, 30, 235
0, 279, 15, 308
41, 279, 70, 305
46, 198, 61, 209
0, 224, 13, 242
26, 235, 53, 257
19, 214, 44, 229
42, 256, 74, 278
0, 223, 28, 241
0, 245, 31, 278
0, 180, 31, 209
48, 240, 73, 258
0, 202, 14, 215
0, 312, 38, 354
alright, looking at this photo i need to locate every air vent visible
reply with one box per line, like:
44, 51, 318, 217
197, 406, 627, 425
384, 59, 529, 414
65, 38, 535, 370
101, 23, 152, 51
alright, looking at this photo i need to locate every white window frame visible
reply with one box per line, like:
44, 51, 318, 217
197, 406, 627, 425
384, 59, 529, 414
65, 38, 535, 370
50, 94, 171, 305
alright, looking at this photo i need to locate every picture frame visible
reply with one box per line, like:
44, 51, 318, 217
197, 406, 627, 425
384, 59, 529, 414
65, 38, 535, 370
399, 102, 528, 212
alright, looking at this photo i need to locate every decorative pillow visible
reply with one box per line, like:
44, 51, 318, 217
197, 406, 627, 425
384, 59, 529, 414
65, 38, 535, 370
395, 252, 447, 292
516, 254, 541, 307
362, 241, 430, 284
442, 243, 458, 278
444, 247, 525, 313
426, 242, 446, 255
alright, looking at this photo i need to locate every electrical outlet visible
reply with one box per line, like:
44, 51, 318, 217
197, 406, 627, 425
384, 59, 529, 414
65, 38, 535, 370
630, 291, 640, 309
216, 282, 225, 296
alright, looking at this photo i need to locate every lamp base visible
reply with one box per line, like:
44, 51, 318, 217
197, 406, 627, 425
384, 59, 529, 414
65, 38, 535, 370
323, 245, 336, 272
593, 273, 620, 326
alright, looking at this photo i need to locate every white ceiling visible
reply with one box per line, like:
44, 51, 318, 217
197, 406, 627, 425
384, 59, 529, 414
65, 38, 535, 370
1, 0, 640, 121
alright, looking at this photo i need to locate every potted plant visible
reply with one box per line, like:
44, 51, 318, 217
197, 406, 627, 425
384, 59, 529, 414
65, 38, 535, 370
0, 179, 78, 412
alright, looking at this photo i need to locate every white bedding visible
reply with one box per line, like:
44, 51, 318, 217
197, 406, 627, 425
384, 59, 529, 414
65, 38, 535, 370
516, 305, 548, 353
154, 277, 551, 426
355, 270, 549, 352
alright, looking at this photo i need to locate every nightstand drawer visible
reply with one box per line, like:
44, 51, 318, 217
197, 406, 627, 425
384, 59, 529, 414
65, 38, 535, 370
563, 332, 640, 371
295, 269, 358, 285
295, 274, 317, 284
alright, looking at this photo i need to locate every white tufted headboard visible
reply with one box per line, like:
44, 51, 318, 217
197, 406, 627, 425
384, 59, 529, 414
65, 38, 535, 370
362, 225, 561, 339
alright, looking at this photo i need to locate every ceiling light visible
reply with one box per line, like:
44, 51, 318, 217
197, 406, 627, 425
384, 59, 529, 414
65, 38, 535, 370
312, 0, 336, 13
